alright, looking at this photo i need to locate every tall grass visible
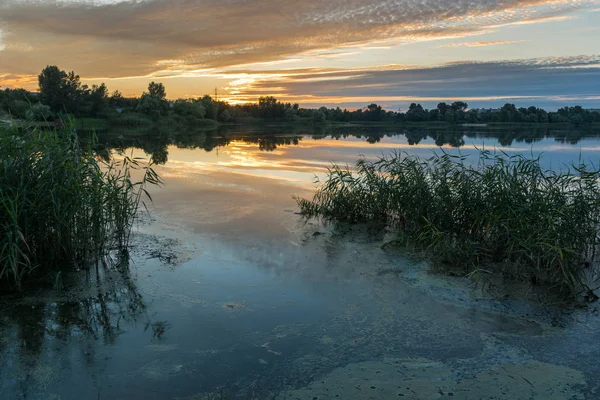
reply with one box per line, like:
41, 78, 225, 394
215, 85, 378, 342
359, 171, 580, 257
0, 121, 161, 290
296, 150, 600, 296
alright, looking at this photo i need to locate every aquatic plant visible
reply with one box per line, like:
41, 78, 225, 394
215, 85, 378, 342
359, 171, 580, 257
0, 120, 161, 290
296, 150, 600, 296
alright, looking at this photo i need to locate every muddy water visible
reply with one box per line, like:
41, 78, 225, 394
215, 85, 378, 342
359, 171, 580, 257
2, 127, 600, 399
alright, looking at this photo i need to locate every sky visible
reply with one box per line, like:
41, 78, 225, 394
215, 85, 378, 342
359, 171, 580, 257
0, 0, 599, 110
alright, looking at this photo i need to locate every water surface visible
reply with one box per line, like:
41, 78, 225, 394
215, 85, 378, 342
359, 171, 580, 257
2, 125, 600, 399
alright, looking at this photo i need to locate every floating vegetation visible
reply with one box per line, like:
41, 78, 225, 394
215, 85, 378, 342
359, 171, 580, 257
221, 302, 245, 311
147, 320, 171, 339
0, 120, 162, 290
296, 150, 600, 297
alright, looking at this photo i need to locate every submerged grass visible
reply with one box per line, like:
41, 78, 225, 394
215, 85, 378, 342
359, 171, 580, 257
0, 121, 161, 290
296, 150, 600, 297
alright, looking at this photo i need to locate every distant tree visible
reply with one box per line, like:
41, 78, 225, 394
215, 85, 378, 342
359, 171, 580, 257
109, 90, 124, 108
257, 96, 285, 119
445, 109, 456, 123
173, 99, 206, 119
365, 103, 384, 121
63, 71, 83, 112
500, 103, 518, 122
219, 109, 233, 122
436, 102, 450, 120
136, 82, 169, 119
464, 109, 479, 123
429, 108, 440, 121
284, 107, 297, 121
86, 83, 108, 116
450, 101, 468, 112
200, 95, 219, 119
148, 82, 166, 100
312, 110, 326, 123
405, 103, 428, 122
137, 95, 165, 119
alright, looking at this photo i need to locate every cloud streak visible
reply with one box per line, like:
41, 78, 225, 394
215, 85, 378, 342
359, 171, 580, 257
438, 40, 528, 48
0, 0, 593, 79
219, 55, 600, 108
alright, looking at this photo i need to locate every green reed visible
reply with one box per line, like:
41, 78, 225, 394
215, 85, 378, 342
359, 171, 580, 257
0, 121, 161, 290
296, 150, 600, 296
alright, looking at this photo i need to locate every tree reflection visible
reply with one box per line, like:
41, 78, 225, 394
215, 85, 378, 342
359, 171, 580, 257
90, 124, 600, 164
0, 256, 151, 399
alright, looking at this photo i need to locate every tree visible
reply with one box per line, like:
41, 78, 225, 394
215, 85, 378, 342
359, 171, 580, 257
219, 109, 233, 122
500, 103, 518, 122
109, 90, 124, 108
450, 101, 468, 112
284, 107, 297, 121
365, 103, 384, 121
63, 71, 83, 113
405, 103, 428, 122
136, 82, 169, 118
148, 82, 166, 100
312, 110, 326, 123
436, 102, 450, 120
173, 99, 206, 119
137, 95, 166, 119
257, 96, 285, 119
86, 83, 108, 116
37, 66, 91, 115
200, 95, 219, 119
38, 66, 68, 112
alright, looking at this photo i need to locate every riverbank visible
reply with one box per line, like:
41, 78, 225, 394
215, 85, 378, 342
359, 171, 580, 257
9, 114, 599, 135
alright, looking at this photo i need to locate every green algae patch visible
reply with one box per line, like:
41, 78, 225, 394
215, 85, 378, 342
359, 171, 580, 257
277, 358, 586, 399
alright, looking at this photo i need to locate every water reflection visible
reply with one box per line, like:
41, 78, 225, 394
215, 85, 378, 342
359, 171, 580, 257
93, 124, 600, 166
2, 123, 600, 399
0, 258, 154, 399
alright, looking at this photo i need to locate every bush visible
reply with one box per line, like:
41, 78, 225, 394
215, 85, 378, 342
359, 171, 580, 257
312, 110, 326, 123
296, 150, 600, 296
111, 112, 153, 127
8, 100, 29, 119
0, 122, 161, 290
25, 103, 54, 122
173, 99, 206, 119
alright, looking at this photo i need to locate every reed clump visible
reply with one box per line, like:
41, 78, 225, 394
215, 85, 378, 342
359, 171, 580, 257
0, 121, 161, 290
296, 150, 600, 296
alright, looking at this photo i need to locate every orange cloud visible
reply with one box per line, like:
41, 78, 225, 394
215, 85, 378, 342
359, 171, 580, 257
0, 0, 591, 80
0, 73, 37, 88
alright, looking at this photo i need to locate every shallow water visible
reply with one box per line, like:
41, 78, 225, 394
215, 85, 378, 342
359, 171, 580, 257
2, 125, 600, 399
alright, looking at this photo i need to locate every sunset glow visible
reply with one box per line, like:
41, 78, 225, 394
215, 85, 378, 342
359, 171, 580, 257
0, 0, 599, 109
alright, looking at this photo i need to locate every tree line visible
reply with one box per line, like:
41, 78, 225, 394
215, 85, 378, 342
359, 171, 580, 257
1, 65, 599, 126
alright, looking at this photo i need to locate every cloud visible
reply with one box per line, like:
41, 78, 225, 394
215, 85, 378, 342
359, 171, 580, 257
438, 40, 528, 48
219, 55, 600, 108
0, 72, 37, 87
0, 0, 593, 80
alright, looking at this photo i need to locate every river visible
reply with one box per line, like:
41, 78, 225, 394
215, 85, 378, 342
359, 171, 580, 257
1, 124, 600, 399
